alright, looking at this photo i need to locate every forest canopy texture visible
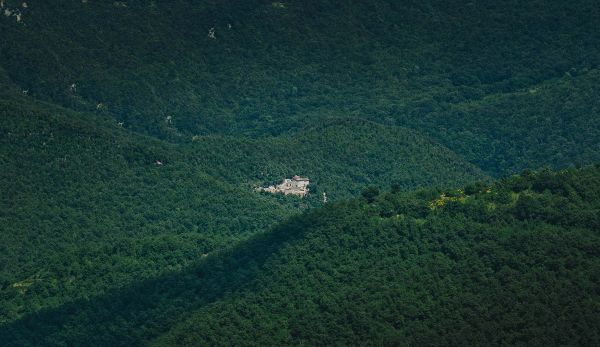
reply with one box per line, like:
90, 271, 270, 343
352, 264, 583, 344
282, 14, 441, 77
0, 0, 599, 346
2, 166, 599, 346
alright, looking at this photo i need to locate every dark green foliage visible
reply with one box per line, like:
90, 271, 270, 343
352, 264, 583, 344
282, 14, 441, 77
0, 0, 599, 344
150, 166, 600, 346
189, 118, 488, 200
0, 90, 483, 325
361, 186, 380, 203
1, 0, 599, 174
1, 167, 598, 346
409, 71, 600, 176
0, 94, 296, 324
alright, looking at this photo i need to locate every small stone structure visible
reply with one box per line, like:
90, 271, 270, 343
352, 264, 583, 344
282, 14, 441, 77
256, 175, 310, 197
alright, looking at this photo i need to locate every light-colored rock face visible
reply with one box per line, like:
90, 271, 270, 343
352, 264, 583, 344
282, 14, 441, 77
257, 176, 310, 197
2, 1, 25, 23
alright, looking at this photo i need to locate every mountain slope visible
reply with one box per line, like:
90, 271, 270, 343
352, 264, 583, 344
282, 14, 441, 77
2, 166, 598, 346
0, 93, 293, 324
1, 0, 599, 175
152, 166, 600, 346
190, 118, 487, 200
404, 69, 600, 176
0, 89, 486, 324
1, 1, 599, 344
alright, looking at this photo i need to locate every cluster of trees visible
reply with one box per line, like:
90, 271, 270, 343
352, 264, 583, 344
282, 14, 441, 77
1, 166, 598, 345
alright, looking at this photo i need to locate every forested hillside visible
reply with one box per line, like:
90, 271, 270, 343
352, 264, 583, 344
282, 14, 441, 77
408, 70, 600, 176
0, 92, 292, 323
2, 167, 598, 346
1, 0, 599, 174
190, 118, 486, 200
1, 1, 599, 345
0, 87, 485, 324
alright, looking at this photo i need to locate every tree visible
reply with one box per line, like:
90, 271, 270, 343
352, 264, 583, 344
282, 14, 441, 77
361, 186, 379, 203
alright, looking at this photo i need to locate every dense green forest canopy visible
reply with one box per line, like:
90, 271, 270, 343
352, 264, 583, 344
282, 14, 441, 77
1, 166, 598, 345
1, 0, 599, 345
0, 93, 293, 323
189, 118, 486, 199
1, 0, 599, 175
0, 88, 484, 324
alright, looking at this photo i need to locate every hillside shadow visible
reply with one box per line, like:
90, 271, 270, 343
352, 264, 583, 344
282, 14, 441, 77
0, 207, 337, 346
